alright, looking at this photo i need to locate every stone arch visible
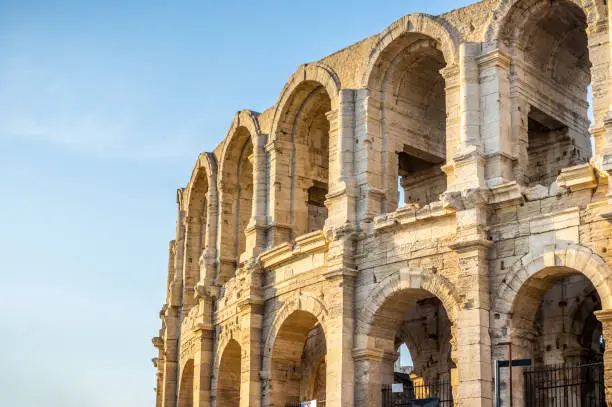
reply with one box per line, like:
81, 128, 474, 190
213, 317, 243, 380
263, 293, 329, 368
354, 268, 460, 406
356, 268, 461, 338
217, 110, 261, 283
178, 358, 195, 407
358, 13, 457, 215
359, 13, 459, 89
492, 244, 612, 406
495, 243, 612, 315
182, 153, 219, 307
483, 0, 599, 186
270, 62, 341, 139
268, 63, 340, 241
261, 293, 329, 406
185, 153, 218, 217
484, 0, 606, 50
215, 338, 242, 407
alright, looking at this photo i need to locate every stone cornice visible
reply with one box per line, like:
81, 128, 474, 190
477, 49, 511, 70
352, 347, 385, 362
373, 201, 454, 232
595, 309, 612, 323
323, 267, 357, 280
259, 231, 328, 269
442, 188, 491, 211
488, 181, 524, 206
449, 238, 493, 252
557, 163, 597, 192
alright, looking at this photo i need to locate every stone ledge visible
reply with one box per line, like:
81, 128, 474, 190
557, 163, 597, 192
259, 230, 328, 269
489, 181, 524, 205
373, 201, 453, 232
352, 347, 385, 362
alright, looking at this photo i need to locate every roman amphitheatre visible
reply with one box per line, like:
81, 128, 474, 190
152, 0, 612, 406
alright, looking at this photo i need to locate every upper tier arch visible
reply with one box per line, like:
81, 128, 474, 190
359, 13, 459, 89
484, 0, 607, 50
184, 152, 218, 219
218, 109, 261, 176
270, 62, 341, 141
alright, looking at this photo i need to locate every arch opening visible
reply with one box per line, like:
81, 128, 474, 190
269, 310, 327, 406
178, 359, 195, 407
277, 81, 332, 240
364, 288, 455, 406
184, 168, 209, 308
503, 267, 604, 407
368, 34, 448, 213
219, 127, 254, 282
217, 339, 242, 407
500, 0, 592, 187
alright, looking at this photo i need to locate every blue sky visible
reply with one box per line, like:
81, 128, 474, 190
0, 1, 478, 406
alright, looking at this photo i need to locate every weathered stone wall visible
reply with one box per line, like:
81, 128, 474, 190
152, 1, 612, 407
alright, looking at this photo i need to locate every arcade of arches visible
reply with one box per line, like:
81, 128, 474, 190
152, 1, 612, 407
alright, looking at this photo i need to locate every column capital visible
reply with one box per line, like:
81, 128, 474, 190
477, 49, 511, 70
595, 309, 612, 323
352, 347, 385, 362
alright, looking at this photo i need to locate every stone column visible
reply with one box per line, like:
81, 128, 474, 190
162, 305, 180, 407
162, 204, 186, 407
323, 267, 356, 407
600, 112, 612, 218
440, 63, 460, 189
153, 336, 165, 407
451, 43, 486, 192
353, 348, 385, 407
265, 139, 293, 246
446, 189, 493, 407
192, 326, 215, 407
595, 310, 612, 406
182, 214, 201, 312
238, 263, 264, 407
454, 242, 493, 407
324, 90, 357, 232
354, 89, 386, 223
477, 49, 513, 186
171, 206, 186, 311
245, 134, 268, 260
585, 19, 611, 157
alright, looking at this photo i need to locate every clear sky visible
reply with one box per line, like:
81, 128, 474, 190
0, 1, 479, 406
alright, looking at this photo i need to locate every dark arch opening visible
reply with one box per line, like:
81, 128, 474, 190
269, 310, 327, 406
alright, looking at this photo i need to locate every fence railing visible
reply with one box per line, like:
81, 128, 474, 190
382, 380, 453, 407
284, 400, 325, 407
523, 362, 605, 407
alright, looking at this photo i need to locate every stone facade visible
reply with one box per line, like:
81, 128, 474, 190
151, 1, 612, 406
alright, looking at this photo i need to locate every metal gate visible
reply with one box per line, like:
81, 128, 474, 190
382, 380, 454, 407
523, 362, 605, 407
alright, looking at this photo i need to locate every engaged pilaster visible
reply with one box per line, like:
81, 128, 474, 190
324, 90, 357, 233
238, 262, 264, 407
446, 189, 493, 407
323, 267, 356, 407
265, 139, 293, 246
451, 43, 486, 192
192, 325, 214, 407
595, 310, 612, 406
477, 49, 513, 186
244, 134, 268, 260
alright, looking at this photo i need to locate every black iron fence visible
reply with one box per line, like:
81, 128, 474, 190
284, 401, 325, 407
382, 380, 454, 407
523, 362, 605, 407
